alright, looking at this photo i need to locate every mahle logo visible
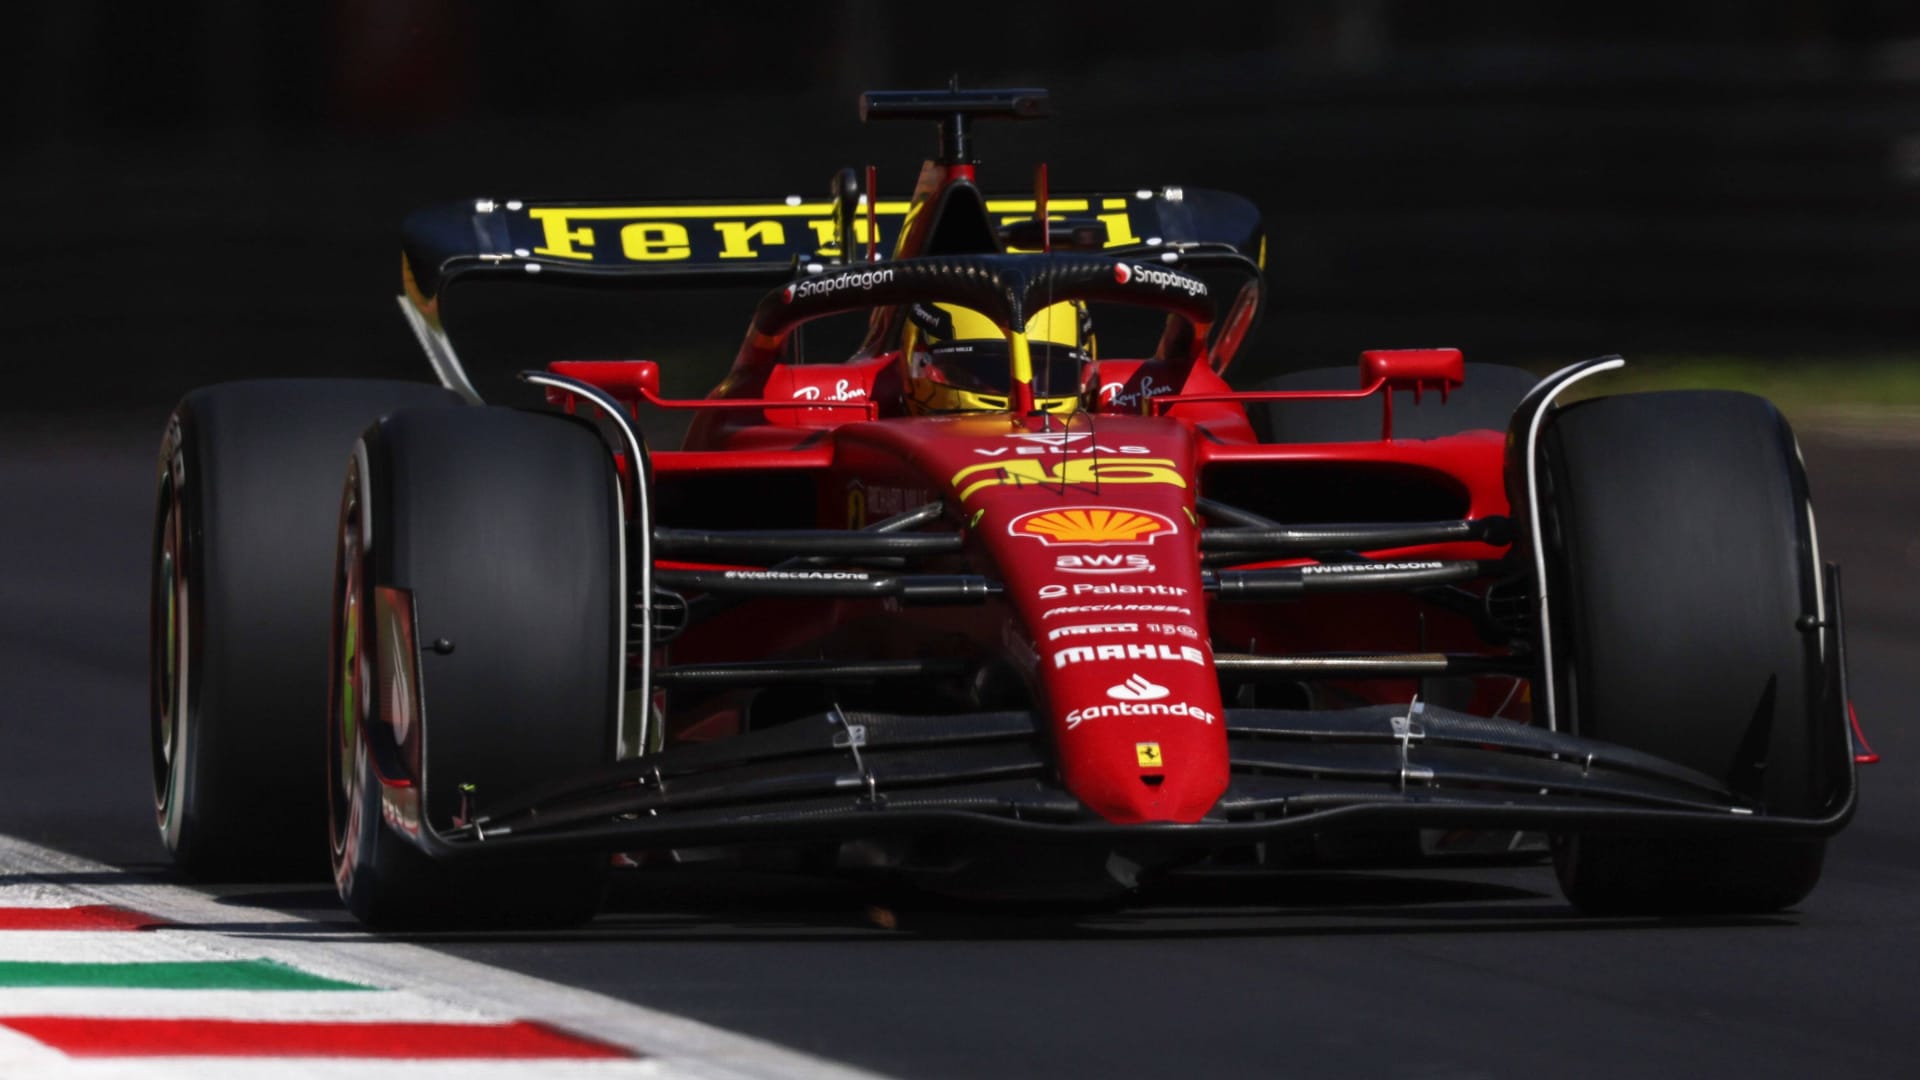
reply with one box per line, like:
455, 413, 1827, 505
1052, 643, 1207, 670
1011, 507, 1175, 546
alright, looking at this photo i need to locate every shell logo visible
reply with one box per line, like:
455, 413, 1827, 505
1010, 506, 1176, 547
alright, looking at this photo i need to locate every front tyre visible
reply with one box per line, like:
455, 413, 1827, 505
1539, 391, 1844, 914
328, 407, 620, 928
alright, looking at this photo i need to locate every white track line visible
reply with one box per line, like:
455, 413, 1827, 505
0, 932, 213, 963
0, 988, 486, 1021
0, 834, 886, 1080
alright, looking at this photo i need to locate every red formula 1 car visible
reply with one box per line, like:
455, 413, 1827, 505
150, 88, 1864, 927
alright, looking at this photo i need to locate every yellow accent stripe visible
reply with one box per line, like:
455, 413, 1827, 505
957, 476, 1003, 502
952, 461, 1012, 502
1009, 332, 1033, 388
981, 199, 1091, 213
525, 203, 909, 219
519, 198, 1100, 220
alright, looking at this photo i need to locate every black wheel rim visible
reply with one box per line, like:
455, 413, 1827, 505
328, 460, 372, 887
150, 464, 188, 832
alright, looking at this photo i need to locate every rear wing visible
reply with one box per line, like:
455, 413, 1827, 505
398, 189, 1263, 401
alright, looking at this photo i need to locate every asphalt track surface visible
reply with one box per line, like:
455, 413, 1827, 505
3, 408, 1917, 1079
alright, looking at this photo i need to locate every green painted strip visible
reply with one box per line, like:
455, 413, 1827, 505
0, 959, 368, 991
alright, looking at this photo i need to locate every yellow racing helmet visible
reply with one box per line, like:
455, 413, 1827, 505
902, 301, 1091, 414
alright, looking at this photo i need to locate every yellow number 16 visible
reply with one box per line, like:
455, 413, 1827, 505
950, 458, 1187, 502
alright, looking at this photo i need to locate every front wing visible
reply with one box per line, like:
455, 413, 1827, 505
413, 567, 1855, 863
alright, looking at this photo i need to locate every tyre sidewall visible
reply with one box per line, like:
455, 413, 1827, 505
1542, 391, 1830, 814
328, 407, 618, 927
1539, 390, 1840, 913
151, 379, 464, 878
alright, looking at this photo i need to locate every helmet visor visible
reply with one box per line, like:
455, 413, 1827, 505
919, 340, 1088, 396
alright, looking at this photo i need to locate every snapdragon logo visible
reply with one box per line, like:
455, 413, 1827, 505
1112, 262, 1207, 297
783, 267, 895, 302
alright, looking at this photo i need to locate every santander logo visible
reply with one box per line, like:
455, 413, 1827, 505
1107, 673, 1169, 702
1059, 673, 1217, 730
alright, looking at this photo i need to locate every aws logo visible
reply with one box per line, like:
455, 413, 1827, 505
1010, 506, 1176, 546
951, 459, 1187, 502
1056, 553, 1153, 575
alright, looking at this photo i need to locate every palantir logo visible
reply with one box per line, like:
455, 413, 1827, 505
1107, 674, 1169, 702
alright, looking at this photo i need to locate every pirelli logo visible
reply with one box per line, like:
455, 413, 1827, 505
520, 198, 1140, 264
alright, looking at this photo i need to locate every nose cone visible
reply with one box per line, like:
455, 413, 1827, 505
1047, 657, 1229, 824
948, 420, 1229, 824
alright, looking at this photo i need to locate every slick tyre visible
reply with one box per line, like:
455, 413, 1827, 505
1251, 363, 1539, 443
152, 380, 464, 879
329, 407, 619, 928
1539, 391, 1842, 915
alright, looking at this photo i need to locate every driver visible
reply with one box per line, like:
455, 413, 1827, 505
901, 301, 1092, 414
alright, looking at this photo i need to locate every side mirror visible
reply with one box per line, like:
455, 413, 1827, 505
1360, 348, 1464, 403
547, 360, 661, 404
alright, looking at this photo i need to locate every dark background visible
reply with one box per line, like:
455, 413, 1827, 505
3, 9, 1919, 1076
4, 0, 1917, 410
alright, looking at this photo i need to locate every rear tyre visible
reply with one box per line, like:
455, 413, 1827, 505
1539, 391, 1840, 915
1250, 363, 1539, 443
151, 380, 463, 879
328, 407, 619, 928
